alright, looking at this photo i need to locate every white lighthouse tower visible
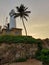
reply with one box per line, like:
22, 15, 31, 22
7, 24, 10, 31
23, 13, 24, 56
9, 9, 16, 29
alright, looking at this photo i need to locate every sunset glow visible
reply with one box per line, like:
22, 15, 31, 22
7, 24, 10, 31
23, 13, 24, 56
0, 0, 49, 39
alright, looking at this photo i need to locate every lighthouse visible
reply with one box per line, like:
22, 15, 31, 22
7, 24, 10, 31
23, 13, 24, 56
9, 9, 16, 29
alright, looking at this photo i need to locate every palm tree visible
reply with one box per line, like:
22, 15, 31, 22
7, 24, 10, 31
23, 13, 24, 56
14, 4, 31, 36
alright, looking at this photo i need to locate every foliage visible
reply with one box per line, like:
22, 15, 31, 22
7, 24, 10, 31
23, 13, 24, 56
35, 49, 49, 65
37, 42, 43, 50
15, 58, 27, 62
0, 35, 37, 44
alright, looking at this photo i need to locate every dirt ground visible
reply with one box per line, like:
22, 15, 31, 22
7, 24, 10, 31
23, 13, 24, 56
4, 59, 42, 65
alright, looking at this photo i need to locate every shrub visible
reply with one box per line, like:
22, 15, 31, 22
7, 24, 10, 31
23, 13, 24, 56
15, 58, 27, 62
0, 35, 37, 44
35, 49, 49, 65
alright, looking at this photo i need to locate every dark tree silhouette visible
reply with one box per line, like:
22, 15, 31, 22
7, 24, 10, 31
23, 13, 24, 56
14, 4, 31, 36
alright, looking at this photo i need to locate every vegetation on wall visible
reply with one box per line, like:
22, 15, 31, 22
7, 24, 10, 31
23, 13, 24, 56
15, 58, 27, 62
0, 35, 37, 44
37, 40, 43, 50
35, 49, 49, 65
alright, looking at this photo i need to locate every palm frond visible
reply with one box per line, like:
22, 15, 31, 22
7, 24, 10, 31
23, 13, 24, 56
24, 7, 28, 11
14, 13, 20, 18
20, 4, 25, 9
25, 11, 31, 13
16, 6, 20, 12
24, 13, 29, 17
15, 4, 31, 20
24, 16, 28, 21
20, 4, 26, 12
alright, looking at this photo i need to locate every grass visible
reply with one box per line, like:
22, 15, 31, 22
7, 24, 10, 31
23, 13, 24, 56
0, 35, 37, 44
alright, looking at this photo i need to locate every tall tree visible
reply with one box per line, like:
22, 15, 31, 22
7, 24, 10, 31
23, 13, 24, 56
14, 4, 31, 36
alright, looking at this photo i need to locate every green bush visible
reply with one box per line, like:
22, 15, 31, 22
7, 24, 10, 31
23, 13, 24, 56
35, 49, 49, 65
0, 35, 37, 44
15, 58, 27, 62
35, 50, 41, 60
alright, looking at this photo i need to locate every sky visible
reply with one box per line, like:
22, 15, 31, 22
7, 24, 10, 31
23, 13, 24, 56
0, 0, 49, 39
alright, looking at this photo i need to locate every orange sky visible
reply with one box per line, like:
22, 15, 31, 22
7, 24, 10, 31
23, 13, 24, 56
0, 0, 49, 39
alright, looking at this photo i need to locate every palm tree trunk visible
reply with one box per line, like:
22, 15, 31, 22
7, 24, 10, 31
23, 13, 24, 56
22, 18, 27, 36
